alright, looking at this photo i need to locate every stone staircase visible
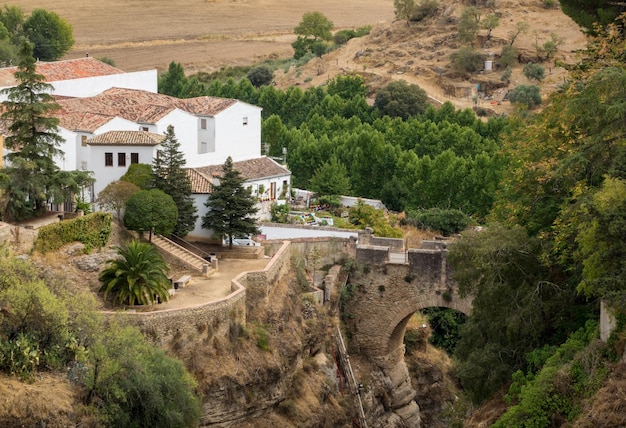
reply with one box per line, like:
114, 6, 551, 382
151, 234, 213, 275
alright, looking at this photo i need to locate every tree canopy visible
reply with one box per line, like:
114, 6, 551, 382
202, 156, 260, 248
23, 8, 74, 61
374, 80, 429, 120
294, 11, 333, 41
124, 189, 178, 240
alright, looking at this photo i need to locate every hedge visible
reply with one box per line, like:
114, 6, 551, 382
34, 212, 112, 253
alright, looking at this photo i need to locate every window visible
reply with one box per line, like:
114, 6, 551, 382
200, 118, 207, 129
118, 152, 126, 167
243, 116, 248, 126
131, 153, 139, 164
81, 135, 87, 147
141, 126, 149, 132
199, 142, 208, 154
81, 161, 88, 171
105, 152, 113, 166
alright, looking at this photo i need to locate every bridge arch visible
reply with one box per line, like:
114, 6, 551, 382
344, 247, 473, 427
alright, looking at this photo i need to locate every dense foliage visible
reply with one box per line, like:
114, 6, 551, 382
124, 189, 178, 240
449, 16, 626, 412
34, 212, 112, 254
0, 5, 74, 63
0, 249, 201, 425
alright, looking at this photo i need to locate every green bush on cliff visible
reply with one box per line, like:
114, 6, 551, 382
34, 212, 112, 253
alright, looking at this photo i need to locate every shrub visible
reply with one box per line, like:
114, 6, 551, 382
246, 65, 274, 88
499, 45, 517, 68
270, 202, 290, 223
374, 80, 429, 120
34, 212, 112, 254
412, 0, 439, 21
508, 85, 542, 109
523, 63, 545, 82
450, 46, 485, 74
404, 208, 471, 236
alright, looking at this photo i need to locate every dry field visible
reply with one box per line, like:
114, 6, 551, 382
12, 0, 394, 73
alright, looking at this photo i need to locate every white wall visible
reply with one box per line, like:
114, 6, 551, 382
90, 144, 159, 198
213, 102, 262, 163
260, 225, 359, 240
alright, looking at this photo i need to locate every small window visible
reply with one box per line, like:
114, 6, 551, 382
81, 135, 87, 147
199, 142, 208, 154
118, 153, 126, 167
105, 152, 113, 166
131, 153, 139, 164
141, 126, 149, 132
243, 116, 248, 126
81, 161, 88, 170
200, 118, 207, 129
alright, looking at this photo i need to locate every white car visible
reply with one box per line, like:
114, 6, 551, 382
222, 235, 260, 246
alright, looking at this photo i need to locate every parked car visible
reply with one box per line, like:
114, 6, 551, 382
222, 235, 260, 246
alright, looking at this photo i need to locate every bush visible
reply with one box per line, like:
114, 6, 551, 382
450, 47, 485, 74
412, 0, 439, 21
508, 85, 542, 109
499, 45, 517, 68
404, 208, 471, 236
246, 66, 274, 88
270, 202, 290, 223
374, 80, 429, 120
34, 212, 112, 254
523, 63, 545, 82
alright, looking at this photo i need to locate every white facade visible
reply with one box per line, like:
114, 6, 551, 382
43, 70, 157, 99
90, 144, 159, 196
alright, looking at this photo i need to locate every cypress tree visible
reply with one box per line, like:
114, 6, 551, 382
152, 125, 197, 237
202, 156, 260, 248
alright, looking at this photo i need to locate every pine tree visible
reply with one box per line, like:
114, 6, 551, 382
202, 156, 260, 248
0, 40, 64, 220
152, 125, 197, 237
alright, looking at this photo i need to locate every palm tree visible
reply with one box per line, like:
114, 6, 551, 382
99, 240, 171, 306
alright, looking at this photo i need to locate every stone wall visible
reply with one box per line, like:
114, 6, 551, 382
109, 282, 247, 348
358, 228, 404, 250
356, 244, 389, 265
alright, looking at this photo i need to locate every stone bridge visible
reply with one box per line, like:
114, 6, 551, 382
344, 236, 473, 427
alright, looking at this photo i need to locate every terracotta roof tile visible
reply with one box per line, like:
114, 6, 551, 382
187, 168, 213, 194
55, 88, 239, 132
0, 57, 123, 87
194, 156, 291, 183
87, 131, 165, 146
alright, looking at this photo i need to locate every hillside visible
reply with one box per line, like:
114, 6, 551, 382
273, 0, 587, 115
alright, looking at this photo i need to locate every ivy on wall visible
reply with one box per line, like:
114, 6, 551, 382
35, 212, 112, 253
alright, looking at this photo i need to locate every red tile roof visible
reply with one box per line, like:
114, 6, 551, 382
0, 57, 124, 88
194, 156, 291, 183
187, 168, 213, 194
56, 88, 239, 132
87, 131, 165, 146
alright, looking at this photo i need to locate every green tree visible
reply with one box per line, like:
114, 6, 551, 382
481, 13, 499, 40
576, 177, 626, 305
449, 224, 585, 403
83, 322, 201, 427
99, 240, 171, 306
457, 6, 481, 44
23, 9, 74, 61
294, 11, 333, 41
0, 5, 25, 44
97, 180, 140, 221
327, 74, 368, 99
499, 45, 517, 68
246, 65, 274, 88
152, 125, 198, 237
309, 156, 351, 201
158, 61, 188, 97
124, 189, 178, 241
508, 85, 542, 109
523, 63, 545, 82
450, 46, 485, 74
120, 163, 154, 189
0, 41, 64, 221
202, 156, 260, 248
394, 0, 416, 25
374, 80, 429, 120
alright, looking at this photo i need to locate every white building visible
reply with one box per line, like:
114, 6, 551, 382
0, 58, 292, 241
